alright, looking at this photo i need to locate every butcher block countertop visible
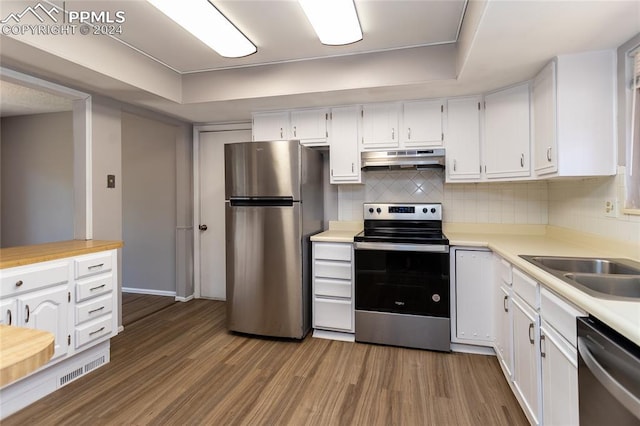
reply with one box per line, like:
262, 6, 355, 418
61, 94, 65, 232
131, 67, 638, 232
0, 240, 123, 269
0, 325, 54, 387
445, 223, 640, 346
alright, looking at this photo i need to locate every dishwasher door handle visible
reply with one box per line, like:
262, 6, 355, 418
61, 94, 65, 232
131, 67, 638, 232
578, 337, 640, 417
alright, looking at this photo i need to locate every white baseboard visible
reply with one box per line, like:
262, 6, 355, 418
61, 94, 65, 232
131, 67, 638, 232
122, 287, 176, 297
175, 294, 194, 303
312, 329, 355, 342
451, 343, 496, 355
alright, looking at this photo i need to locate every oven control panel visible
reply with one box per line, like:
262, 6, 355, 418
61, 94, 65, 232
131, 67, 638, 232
363, 203, 442, 220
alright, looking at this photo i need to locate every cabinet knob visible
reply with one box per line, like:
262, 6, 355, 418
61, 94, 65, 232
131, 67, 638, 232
546, 147, 552, 162
15, 280, 23, 287
199, 224, 208, 231
520, 154, 525, 168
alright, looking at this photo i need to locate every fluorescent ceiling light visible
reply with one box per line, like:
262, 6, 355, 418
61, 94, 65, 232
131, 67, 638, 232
147, 0, 256, 58
298, 0, 362, 46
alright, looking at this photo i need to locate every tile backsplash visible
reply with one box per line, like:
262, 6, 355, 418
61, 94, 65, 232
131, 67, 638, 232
337, 169, 548, 224
548, 166, 640, 244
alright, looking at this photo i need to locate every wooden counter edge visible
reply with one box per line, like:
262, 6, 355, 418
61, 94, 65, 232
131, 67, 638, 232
0, 325, 55, 387
0, 240, 124, 269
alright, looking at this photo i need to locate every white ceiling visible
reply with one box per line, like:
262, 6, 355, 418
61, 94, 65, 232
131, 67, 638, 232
0, 0, 639, 123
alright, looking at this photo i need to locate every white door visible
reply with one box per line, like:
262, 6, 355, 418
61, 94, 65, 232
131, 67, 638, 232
199, 129, 251, 299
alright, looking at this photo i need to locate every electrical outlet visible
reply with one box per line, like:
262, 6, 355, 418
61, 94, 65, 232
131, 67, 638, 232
604, 199, 617, 217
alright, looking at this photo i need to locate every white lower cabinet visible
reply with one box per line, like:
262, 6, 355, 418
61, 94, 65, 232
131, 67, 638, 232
312, 242, 354, 334
540, 320, 579, 426
512, 292, 541, 426
453, 248, 493, 345
540, 287, 585, 426
0, 248, 119, 419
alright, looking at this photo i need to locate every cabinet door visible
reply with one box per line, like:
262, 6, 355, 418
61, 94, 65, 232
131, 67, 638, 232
455, 250, 493, 345
20, 286, 70, 361
0, 298, 18, 325
252, 112, 290, 141
541, 321, 579, 426
533, 61, 558, 175
361, 103, 400, 149
484, 84, 531, 179
495, 284, 514, 379
329, 106, 361, 183
512, 295, 541, 426
446, 97, 481, 180
290, 109, 328, 146
401, 100, 444, 147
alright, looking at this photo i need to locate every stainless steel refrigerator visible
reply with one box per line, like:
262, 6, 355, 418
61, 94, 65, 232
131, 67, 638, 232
225, 140, 324, 339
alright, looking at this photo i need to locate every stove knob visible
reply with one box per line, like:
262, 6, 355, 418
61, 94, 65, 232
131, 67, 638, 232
422, 208, 428, 213
431, 208, 436, 214
368, 208, 374, 214
376, 208, 382, 214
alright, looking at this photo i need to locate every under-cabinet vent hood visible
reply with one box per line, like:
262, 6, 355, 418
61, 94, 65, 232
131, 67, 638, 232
361, 149, 445, 170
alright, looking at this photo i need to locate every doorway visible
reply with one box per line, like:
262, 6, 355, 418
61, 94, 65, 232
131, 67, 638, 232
196, 127, 252, 300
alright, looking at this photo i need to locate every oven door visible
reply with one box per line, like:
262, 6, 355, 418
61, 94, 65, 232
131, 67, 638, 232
354, 242, 450, 317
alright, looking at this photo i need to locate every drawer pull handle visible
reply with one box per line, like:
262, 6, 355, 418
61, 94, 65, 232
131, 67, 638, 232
25, 305, 30, 323
90, 284, 106, 292
540, 334, 546, 357
89, 306, 105, 314
503, 295, 508, 312
15, 280, 23, 287
7, 309, 12, 326
528, 322, 535, 344
88, 263, 104, 270
89, 326, 105, 336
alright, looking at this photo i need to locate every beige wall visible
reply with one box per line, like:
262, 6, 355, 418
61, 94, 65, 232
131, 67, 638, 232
121, 111, 177, 294
1, 111, 74, 247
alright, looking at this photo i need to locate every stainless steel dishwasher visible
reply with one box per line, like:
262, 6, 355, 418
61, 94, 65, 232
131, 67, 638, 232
577, 316, 640, 425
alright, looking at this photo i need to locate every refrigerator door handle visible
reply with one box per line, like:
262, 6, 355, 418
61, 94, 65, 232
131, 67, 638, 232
229, 197, 294, 207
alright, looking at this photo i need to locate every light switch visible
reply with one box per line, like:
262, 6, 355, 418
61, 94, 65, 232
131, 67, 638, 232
107, 174, 116, 188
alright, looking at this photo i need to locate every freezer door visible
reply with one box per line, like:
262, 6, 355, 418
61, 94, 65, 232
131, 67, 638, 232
225, 202, 305, 338
225, 140, 301, 199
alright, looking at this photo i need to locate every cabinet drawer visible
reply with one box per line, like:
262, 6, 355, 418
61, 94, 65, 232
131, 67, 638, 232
540, 287, 585, 347
314, 260, 351, 280
314, 243, 352, 261
513, 268, 539, 308
75, 252, 112, 279
314, 278, 352, 298
75, 315, 113, 348
1, 261, 69, 296
76, 274, 113, 302
76, 294, 113, 325
496, 257, 513, 285
314, 298, 352, 331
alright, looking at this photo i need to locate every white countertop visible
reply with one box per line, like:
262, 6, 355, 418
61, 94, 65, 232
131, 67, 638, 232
445, 223, 640, 346
311, 221, 363, 243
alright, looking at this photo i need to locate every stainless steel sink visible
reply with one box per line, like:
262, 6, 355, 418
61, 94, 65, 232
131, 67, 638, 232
520, 255, 640, 301
527, 256, 640, 275
563, 273, 640, 299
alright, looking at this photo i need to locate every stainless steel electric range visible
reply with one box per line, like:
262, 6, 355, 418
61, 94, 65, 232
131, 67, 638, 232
353, 202, 450, 352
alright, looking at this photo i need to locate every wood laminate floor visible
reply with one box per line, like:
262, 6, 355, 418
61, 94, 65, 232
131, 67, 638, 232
122, 292, 176, 326
5, 300, 528, 425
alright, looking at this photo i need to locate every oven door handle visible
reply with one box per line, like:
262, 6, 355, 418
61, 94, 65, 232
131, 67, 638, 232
577, 337, 640, 417
354, 242, 449, 253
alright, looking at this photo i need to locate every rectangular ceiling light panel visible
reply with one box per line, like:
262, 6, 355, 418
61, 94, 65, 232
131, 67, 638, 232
298, 0, 362, 45
147, 0, 256, 58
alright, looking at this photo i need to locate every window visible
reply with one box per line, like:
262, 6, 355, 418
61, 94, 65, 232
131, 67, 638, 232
625, 51, 640, 213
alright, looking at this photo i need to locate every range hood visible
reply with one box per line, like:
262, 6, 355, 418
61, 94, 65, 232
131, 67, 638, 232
361, 149, 445, 170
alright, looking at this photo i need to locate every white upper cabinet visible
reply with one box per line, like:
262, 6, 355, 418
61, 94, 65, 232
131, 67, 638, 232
484, 83, 531, 179
532, 50, 616, 177
252, 111, 290, 141
401, 100, 444, 148
446, 96, 481, 181
290, 108, 329, 146
329, 106, 361, 184
361, 103, 400, 149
